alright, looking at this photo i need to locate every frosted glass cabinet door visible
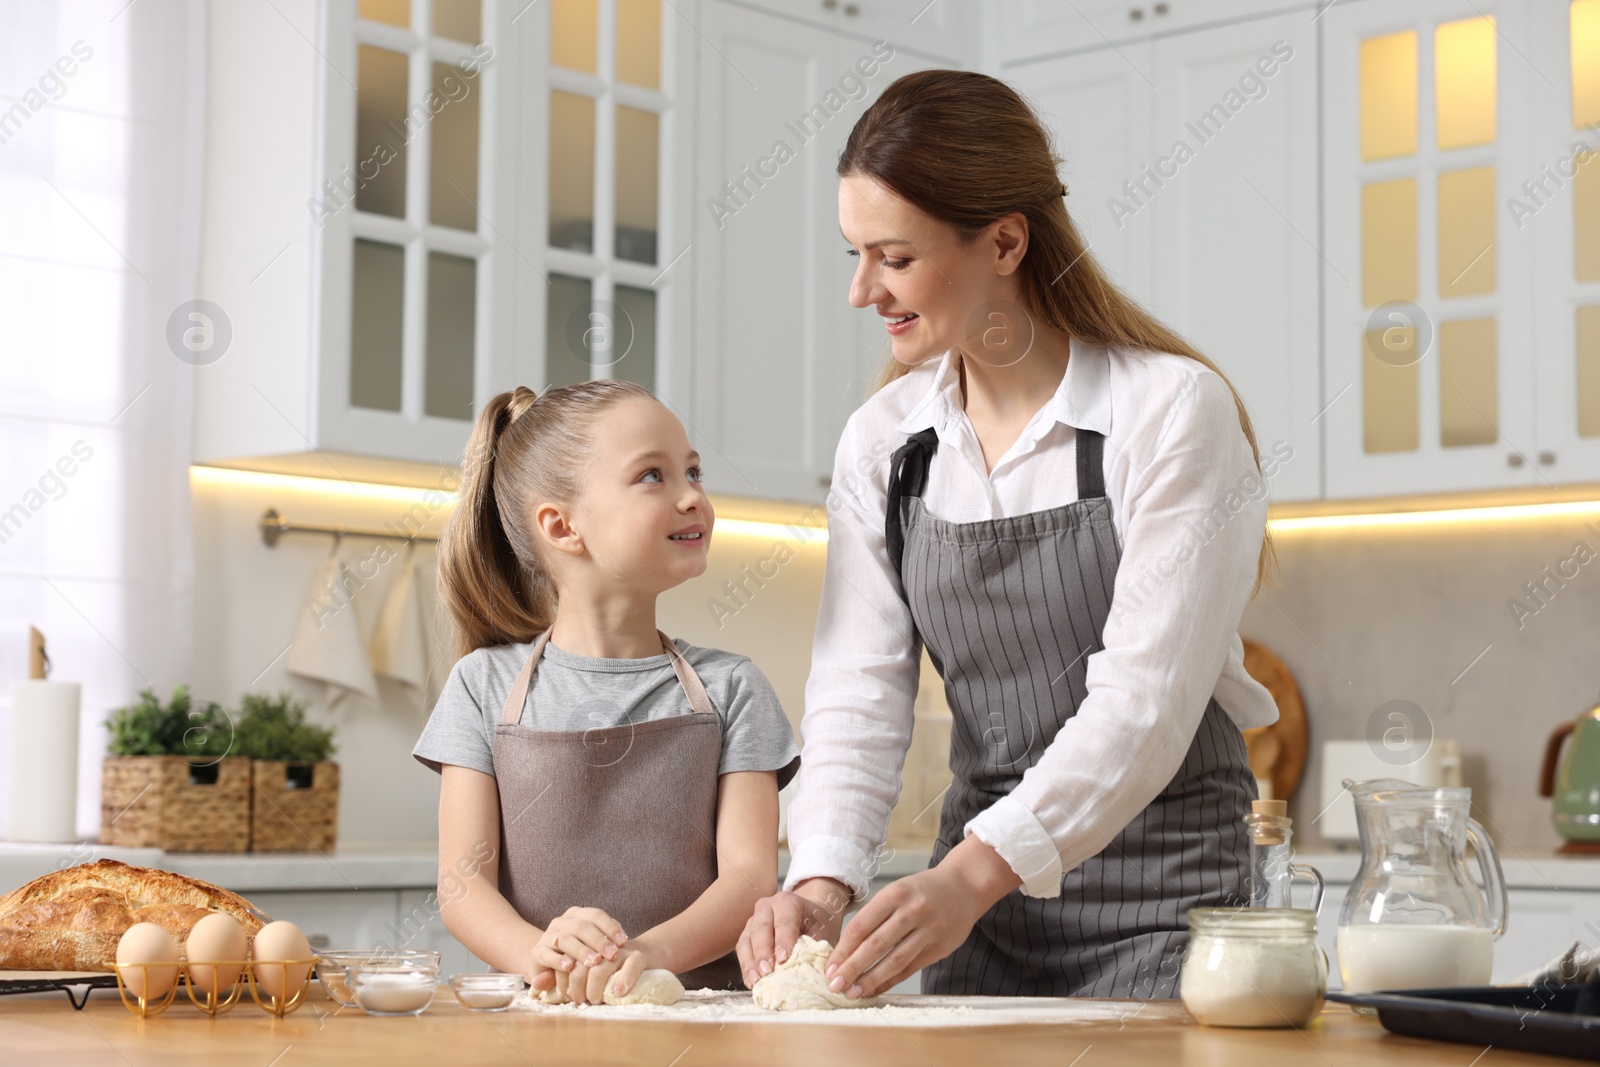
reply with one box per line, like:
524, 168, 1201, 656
318, 2, 511, 464
1321, 0, 1536, 499
1529, 1, 1600, 483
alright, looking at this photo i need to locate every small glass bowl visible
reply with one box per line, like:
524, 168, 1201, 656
315, 950, 440, 1008
448, 972, 526, 1012
346, 961, 441, 1017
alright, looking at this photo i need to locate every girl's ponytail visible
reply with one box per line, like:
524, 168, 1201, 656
437, 379, 655, 661
437, 386, 552, 661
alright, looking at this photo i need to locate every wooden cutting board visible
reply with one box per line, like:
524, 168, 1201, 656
1240, 638, 1309, 803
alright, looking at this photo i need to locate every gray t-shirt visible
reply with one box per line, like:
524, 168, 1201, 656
413, 636, 800, 787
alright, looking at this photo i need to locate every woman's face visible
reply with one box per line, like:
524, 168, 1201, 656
839, 174, 1028, 369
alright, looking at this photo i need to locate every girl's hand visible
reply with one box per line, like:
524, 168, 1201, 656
567, 946, 651, 1005
531, 905, 628, 981
823, 838, 1021, 999
736, 878, 851, 988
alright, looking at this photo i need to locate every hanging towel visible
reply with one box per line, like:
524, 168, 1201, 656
369, 543, 432, 702
286, 543, 379, 709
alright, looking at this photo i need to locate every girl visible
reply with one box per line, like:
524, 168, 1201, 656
737, 69, 1280, 1000
416, 381, 800, 1004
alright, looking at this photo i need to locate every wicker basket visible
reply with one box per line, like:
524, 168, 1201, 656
100, 756, 252, 851
249, 760, 339, 852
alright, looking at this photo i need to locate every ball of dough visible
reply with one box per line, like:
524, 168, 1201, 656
603, 968, 684, 1006
752, 935, 883, 1011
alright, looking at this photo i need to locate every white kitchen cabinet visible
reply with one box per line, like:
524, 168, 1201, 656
1008, 8, 1323, 502
989, 0, 1318, 68
730, 0, 973, 64
690, 0, 944, 502
1528, 1, 1600, 484
1319, 0, 1547, 498
195, 0, 524, 473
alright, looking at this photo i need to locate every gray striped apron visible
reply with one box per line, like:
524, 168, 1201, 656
490, 629, 744, 990
885, 424, 1256, 998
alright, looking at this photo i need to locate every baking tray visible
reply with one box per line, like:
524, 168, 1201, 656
0, 972, 118, 1010
1327, 986, 1600, 1061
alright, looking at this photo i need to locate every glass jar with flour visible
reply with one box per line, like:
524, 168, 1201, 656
1181, 908, 1327, 1027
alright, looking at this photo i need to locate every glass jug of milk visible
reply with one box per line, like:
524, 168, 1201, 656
1336, 779, 1508, 992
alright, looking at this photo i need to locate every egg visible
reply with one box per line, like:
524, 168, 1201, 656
251, 920, 312, 1001
184, 912, 247, 996
116, 922, 179, 1000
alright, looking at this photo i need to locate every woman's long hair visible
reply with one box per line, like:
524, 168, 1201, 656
840, 69, 1276, 593
437, 380, 655, 660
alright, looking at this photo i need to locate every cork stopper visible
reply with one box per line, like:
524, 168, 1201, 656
1248, 799, 1289, 845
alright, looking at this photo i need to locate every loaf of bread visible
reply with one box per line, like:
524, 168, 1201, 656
0, 859, 270, 972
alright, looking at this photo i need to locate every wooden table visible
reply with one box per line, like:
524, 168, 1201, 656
0, 986, 1586, 1066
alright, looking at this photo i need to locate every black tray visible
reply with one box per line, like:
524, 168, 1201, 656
1328, 986, 1600, 1062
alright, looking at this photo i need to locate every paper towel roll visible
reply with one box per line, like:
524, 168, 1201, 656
8, 680, 80, 843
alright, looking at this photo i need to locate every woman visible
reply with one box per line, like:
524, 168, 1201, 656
735, 70, 1280, 1000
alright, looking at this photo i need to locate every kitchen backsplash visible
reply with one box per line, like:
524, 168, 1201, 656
190, 472, 1593, 855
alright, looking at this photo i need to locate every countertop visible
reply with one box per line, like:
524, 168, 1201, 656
4, 841, 1600, 893
1, 986, 1588, 1066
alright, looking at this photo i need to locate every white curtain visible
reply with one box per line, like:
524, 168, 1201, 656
0, 0, 207, 839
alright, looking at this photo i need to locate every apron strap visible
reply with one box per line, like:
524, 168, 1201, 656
499, 629, 554, 725
497, 628, 714, 725
657, 631, 715, 716
885, 427, 939, 582
1076, 426, 1106, 499
884, 424, 1108, 585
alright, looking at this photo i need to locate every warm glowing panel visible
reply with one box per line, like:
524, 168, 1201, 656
1361, 31, 1418, 160
1435, 16, 1496, 150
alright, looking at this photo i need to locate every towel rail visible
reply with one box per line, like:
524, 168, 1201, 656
259, 508, 442, 549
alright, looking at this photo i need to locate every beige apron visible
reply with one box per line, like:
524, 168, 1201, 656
490, 629, 743, 990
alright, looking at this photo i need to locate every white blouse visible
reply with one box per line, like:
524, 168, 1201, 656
782, 338, 1280, 901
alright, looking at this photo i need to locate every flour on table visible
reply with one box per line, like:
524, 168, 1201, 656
752, 936, 882, 1011
512, 987, 1183, 1028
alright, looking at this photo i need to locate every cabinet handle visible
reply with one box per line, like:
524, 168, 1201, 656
1154, 1, 1170, 13
1539, 450, 1556, 465
822, 0, 837, 8
818, 474, 833, 488
844, 2, 859, 14
1129, 7, 1145, 20
309, 934, 331, 948
1507, 453, 1524, 467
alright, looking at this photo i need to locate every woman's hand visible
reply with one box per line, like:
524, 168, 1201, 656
736, 877, 852, 988
823, 837, 1023, 999
528, 905, 628, 990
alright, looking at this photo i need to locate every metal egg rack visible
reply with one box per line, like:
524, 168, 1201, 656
112, 958, 316, 1018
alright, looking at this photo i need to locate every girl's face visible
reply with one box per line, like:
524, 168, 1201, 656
839, 174, 1029, 369
562, 397, 713, 593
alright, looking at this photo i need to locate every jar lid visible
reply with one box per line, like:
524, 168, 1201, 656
1188, 906, 1318, 936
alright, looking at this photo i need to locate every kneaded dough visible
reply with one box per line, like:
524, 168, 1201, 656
752, 935, 883, 1011
537, 968, 685, 1006
603, 968, 684, 1006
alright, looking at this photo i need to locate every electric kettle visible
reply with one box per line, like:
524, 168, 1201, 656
1539, 694, 1600, 853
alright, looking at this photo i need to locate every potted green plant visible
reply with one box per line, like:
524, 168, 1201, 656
101, 685, 252, 851
233, 692, 340, 852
